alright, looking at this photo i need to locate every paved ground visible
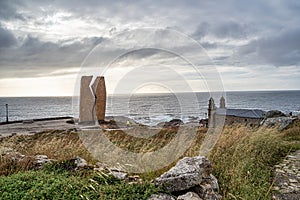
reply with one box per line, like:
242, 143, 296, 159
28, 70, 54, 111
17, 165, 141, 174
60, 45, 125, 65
0, 119, 76, 137
272, 150, 300, 200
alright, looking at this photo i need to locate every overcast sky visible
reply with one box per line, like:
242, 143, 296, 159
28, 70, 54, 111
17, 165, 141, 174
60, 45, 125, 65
0, 0, 299, 96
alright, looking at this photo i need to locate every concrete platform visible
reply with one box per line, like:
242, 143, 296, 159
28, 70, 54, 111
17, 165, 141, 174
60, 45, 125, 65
0, 118, 76, 137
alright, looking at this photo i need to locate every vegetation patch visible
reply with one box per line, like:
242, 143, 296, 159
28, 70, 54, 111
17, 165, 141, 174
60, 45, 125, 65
0, 163, 162, 200
0, 121, 299, 199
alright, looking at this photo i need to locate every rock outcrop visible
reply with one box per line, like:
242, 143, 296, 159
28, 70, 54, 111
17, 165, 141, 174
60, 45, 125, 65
154, 156, 221, 200
265, 110, 287, 118
262, 117, 295, 130
163, 119, 184, 128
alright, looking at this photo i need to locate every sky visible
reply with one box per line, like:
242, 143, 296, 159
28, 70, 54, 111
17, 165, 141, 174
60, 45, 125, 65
0, 0, 300, 96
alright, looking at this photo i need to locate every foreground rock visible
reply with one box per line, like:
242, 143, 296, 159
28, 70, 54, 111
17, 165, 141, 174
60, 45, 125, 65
155, 156, 221, 200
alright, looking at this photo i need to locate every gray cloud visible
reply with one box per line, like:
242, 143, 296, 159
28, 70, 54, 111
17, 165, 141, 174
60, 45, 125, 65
0, 24, 17, 48
0, 35, 105, 78
0, 0, 299, 91
0, 0, 25, 20
237, 28, 300, 66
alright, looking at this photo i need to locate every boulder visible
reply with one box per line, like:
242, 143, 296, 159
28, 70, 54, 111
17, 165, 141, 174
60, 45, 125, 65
147, 193, 176, 200
177, 192, 202, 200
262, 117, 295, 130
265, 110, 287, 118
163, 119, 184, 128
155, 156, 222, 200
156, 156, 212, 192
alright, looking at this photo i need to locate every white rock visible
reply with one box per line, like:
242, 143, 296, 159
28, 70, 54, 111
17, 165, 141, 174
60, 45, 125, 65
148, 193, 176, 200
35, 155, 52, 169
110, 171, 128, 180
177, 192, 202, 200
156, 156, 212, 192
75, 156, 88, 168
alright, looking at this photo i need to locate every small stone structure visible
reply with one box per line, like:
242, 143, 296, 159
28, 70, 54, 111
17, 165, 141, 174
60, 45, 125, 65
79, 76, 107, 124
207, 97, 265, 127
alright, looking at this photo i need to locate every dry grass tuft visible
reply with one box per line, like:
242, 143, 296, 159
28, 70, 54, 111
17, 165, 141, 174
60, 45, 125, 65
0, 130, 94, 162
209, 123, 300, 200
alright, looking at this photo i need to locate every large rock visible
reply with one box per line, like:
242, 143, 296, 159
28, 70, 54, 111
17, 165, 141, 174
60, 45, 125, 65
156, 156, 212, 192
265, 110, 287, 118
79, 76, 94, 124
262, 117, 295, 130
163, 119, 184, 128
191, 174, 221, 200
92, 76, 106, 122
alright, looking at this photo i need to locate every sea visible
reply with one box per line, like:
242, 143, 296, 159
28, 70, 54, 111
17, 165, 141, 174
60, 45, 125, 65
0, 90, 299, 126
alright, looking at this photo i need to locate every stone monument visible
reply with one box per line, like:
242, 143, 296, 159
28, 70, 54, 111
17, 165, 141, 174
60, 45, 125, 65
79, 76, 107, 125
91, 76, 106, 123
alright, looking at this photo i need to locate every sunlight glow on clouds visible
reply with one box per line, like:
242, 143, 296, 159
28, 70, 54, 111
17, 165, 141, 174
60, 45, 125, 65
0, 0, 299, 96
0, 75, 77, 97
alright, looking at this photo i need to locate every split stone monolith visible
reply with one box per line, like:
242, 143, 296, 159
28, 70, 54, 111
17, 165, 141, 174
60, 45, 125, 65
79, 76, 107, 125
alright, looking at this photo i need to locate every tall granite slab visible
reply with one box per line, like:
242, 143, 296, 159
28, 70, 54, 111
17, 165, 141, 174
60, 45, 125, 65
92, 76, 106, 122
79, 76, 95, 124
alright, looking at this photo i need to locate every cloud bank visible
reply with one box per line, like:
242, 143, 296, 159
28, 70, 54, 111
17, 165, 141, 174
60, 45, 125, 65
0, 0, 299, 94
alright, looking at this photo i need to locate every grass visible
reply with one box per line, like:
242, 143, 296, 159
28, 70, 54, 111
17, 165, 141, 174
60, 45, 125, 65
209, 121, 300, 200
0, 120, 299, 199
0, 162, 162, 200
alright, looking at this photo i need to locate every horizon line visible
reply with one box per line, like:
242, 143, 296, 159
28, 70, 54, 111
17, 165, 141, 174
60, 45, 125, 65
0, 89, 300, 98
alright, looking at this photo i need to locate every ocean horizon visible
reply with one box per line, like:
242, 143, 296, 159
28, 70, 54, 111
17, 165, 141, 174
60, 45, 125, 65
1, 90, 300, 125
